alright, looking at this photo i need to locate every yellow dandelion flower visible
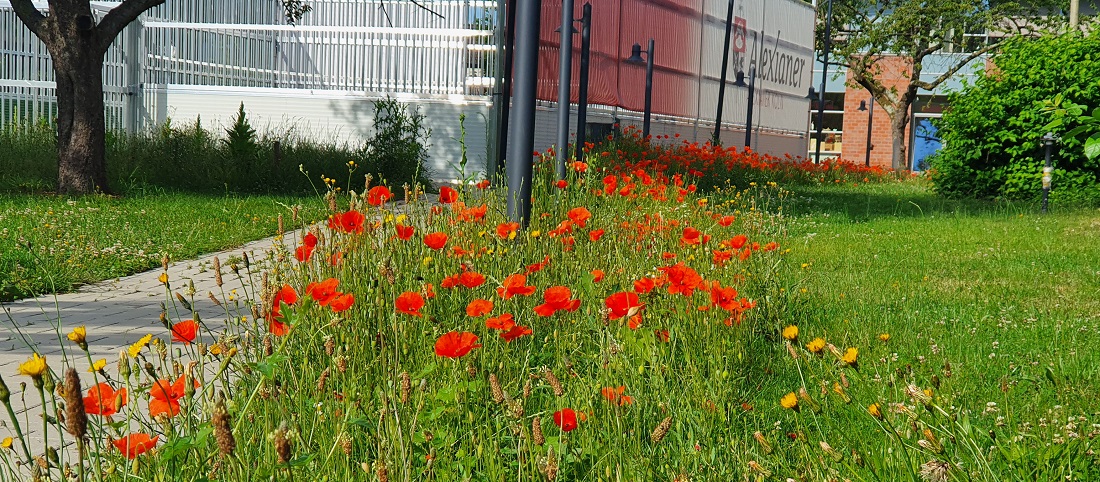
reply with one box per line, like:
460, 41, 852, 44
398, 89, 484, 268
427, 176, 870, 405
868, 403, 883, 419
18, 353, 48, 379
157, 272, 168, 285
781, 325, 798, 340
88, 359, 107, 373
780, 392, 798, 410
842, 347, 858, 366
67, 325, 88, 350
422, 257, 433, 267
878, 333, 890, 342
806, 338, 826, 354
529, 230, 541, 238
1, 437, 11, 450
128, 334, 153, 358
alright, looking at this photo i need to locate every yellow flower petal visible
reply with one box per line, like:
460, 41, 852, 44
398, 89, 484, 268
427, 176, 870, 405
128, 334, 153, 358
88, 359, 107, 373
18, 353, 47, 378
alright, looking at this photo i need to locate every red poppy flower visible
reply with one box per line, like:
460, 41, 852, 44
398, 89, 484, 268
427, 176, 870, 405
330, 252, 344, 266
601, 386, 634, 406
476, 179, 491, 189
306, 278, 340, 306
500, 324, 532, 342
84, 383, 127, 416
270, 284, 298, 335
170, 319, 198, 345
295, 245, 314, 263
764, 241, 779, 251
605, 292, 642, 320
423, 232, 448, 250
395, 224, 415, 241
367, 186, 393, 206
717, 215, 736, 227
566, 207, 592, 228
633, 277, 657, 294
458, 271, 486, 289
712, 250, 733, 266
302, 232, 318, 247
571, 161, 588, 172
728, 234, 749, 250
458, 204, 488, 222
738, 248, 752, 261
438, 186, 459, 204
486, 313, 516, 331
330, 210, 366, 234
590, 269, 605, 283
497, 274, 537, 299
112, 433, 159, 459
555, 179, 568, 189
588, 229, 605, 242
552, 408, 578, 432
681, 227, 710, 246
329, 293, 355, 312
434, 331, 481, 358
466, 298, 493, 317
533, 286, 581, 317
658, 263, 704, 297
496, 222, 520, 239
709, 284, 739, 312
395, 292, 425, 317
149, 375, 198, 418
422, 283, 436, 298
662, 252, 677, 260
270, 319, 289, 336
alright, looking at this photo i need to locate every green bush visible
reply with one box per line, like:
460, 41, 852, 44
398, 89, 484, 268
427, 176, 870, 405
930, 33, 1100, 203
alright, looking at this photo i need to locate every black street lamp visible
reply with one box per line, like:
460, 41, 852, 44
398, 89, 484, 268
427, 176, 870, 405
735, 68, 757, 149
858, 98, 874, 167
713, 0, 737, 146
1042, 132, 1056, 214
813, 0, 836, 164
625, 39, 655, 139
574, 3, 592, 165
555, 0, 578, 181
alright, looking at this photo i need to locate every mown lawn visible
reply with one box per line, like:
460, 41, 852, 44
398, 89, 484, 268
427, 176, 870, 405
0, 193, 322, 302
741, 180, 1100, 479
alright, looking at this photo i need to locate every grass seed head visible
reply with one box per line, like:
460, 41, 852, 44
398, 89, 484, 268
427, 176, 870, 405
316, 368, 330, 392
532, 417, 545, 446
213, 397, 236, 458
752, 431, 773, 454
63, 369, 86, 440
650, 416, 672, 443
489, 373, 504, 404
273, 423, 292, 464
324, 336, 335, 356
375, 460, 389, 482
400, 371, 411, 405
544, 368, 564, 397
212, 257, 222, 286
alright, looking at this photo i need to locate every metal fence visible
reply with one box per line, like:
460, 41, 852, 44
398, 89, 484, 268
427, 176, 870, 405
0, 0, 500, 132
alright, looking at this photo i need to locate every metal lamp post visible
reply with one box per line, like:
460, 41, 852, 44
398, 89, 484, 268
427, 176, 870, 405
806, 87, 818, 154
505, 0, 542, 226
555, 0, 577, 181
813, 0, 835, 164
1042, 132, 1056, 214
575, 3, 592, 165
858, 98, 874, 167
625, 40, 655, 139
713, 0, 737, 145
734, 68, 756, 149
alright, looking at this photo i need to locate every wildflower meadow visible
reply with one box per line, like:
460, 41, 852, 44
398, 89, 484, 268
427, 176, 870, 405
1, 133, 1096, 481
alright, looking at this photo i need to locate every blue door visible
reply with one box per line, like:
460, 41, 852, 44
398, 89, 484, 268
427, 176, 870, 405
911, 116, 942, 172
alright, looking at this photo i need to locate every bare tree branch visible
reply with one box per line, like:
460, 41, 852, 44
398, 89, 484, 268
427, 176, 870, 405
97, 0, 165, 51
9, 0, 47, 38
911, 41, 1000, 91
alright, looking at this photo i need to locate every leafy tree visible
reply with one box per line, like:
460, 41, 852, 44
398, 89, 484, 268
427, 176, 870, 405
817, 0, 1065, 169
8, 0, 309, 195
932, 33, 1100, 201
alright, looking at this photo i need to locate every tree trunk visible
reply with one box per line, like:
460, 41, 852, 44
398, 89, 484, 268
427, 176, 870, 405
890, 107, 910, 171
54, 50, 110, 195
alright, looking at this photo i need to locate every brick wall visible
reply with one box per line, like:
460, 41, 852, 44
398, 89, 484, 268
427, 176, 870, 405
841, 56, 913, 169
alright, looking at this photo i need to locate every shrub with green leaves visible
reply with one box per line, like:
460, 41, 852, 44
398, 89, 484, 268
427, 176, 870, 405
930, 32, 1100, 203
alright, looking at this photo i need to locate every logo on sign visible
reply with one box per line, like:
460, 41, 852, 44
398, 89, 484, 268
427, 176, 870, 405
733, 17, 747, 53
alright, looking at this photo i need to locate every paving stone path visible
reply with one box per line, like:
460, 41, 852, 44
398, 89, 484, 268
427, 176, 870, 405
0, 229, 299, 472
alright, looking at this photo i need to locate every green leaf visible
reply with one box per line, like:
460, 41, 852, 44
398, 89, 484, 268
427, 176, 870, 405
1084, 136, 1100, 160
